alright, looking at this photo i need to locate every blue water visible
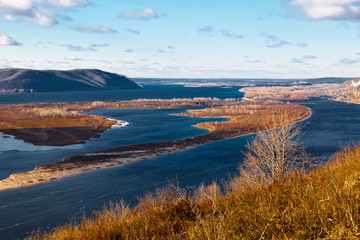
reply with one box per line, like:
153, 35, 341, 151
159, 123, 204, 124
0, 108, 226, 180
0, 86, 360, 239
0, 85, 243, 104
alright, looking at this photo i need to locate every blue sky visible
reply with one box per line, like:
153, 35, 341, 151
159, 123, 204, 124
0, 0, 359, 78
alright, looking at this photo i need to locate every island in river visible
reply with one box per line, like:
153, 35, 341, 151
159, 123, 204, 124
0, 98, 242, 146
0, 98, 309, 191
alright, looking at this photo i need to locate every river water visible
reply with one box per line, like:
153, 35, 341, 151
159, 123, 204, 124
0, 86, 359, 239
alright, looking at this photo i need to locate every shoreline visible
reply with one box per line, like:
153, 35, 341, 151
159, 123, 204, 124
0, 103, 310, 192
106, 118, 129, 129
0, 134, 219, 191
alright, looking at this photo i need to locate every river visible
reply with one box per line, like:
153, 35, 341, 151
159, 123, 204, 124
0, 86, 359, 239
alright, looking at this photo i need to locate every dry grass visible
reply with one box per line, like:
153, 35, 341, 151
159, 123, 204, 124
0, 99, 307, 146
0, 104, 113, 130
27, 142, 360, 239
0, 98, 240, 131
173, 103, 309, 136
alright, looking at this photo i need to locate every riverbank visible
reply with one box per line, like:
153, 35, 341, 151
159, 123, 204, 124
0, 103, 309, 191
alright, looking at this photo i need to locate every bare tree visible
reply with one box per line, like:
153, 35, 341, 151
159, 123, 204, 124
240, 112, 306, 186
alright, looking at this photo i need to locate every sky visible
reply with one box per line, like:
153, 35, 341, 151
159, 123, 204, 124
0, 0, 359, 79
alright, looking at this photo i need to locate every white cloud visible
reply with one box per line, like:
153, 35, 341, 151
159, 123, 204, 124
73, 25, 118, 34
259, 32, 308, 48
65, 44, 94, 51
126, 29, 140, 35
0, 0, 33, 15
290, 55, 317, 64
247, 59, 264, 63
0, 33, 20, 46
119, 8, 159, 20
303, 55, 317, 59
288, 0, 360, 20
3, 14, 16, 21
259, 32, 290, 48
340, 58, 360, 64
89, 43, 109, 48
0, 0, 90, 26
61, 43, 109, 51
28, 8, 57, 26
296, 42, 308, 47
198, 25, 214, 36
244, 56, 265, 63
47, 0, 90, 9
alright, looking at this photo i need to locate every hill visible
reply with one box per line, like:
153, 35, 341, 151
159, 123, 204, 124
0, 68, 141, 92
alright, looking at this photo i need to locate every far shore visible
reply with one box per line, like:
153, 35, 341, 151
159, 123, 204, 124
0, 102, 309, 191
239, 81, 358, 105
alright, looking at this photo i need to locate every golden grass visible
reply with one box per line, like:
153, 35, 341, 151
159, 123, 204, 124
0, 98, 308, 146
0, 105, 114, 130
27, 144, 360, 240
173, 103, 309, 136
0, 98, 239, 131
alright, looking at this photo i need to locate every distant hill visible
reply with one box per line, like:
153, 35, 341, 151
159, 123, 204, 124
134, 77, 353, 87
0, 68, 141, 92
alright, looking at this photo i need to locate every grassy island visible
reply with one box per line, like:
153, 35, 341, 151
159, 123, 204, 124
0, 98, 238, 146
0, 99, 308, 191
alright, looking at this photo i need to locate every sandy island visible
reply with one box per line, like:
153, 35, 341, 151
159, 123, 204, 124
0, 101, 309, 191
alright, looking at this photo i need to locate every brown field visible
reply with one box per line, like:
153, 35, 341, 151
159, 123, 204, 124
172, 103, 309, 136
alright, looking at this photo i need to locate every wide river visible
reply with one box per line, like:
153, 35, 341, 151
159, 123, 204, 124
0, 85, 359, 239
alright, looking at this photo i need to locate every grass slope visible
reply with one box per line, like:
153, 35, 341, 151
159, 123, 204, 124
28, 145, 360, 239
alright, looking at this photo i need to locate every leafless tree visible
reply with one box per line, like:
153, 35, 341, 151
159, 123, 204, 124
240, 112, 307, 186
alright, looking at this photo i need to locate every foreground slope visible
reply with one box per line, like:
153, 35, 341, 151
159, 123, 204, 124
0, 68, 141, 92
27, 144, 360, 239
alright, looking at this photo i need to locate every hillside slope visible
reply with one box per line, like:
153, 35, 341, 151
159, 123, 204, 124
0, 68, 141, 92
28, 145, 360, 239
